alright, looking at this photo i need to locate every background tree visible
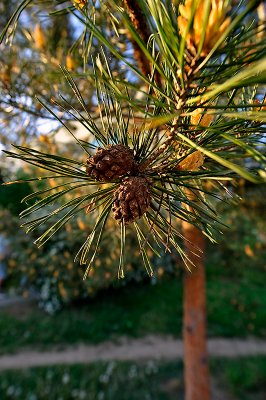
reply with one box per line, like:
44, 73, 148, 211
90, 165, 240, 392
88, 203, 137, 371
1, 1, 266, 400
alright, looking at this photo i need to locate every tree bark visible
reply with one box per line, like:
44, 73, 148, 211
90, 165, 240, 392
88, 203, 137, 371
182, 221, 210, 400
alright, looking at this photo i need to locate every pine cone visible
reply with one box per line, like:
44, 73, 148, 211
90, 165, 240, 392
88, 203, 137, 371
112, 176, 151, 224
86, 144, 135, 182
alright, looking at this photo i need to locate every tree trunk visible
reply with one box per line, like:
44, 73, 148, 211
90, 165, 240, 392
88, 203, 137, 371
182, 221, 210, 400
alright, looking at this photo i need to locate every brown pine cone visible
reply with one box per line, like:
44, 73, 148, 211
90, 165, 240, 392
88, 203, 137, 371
86, 144, 135, 182
112, 176, 151, 224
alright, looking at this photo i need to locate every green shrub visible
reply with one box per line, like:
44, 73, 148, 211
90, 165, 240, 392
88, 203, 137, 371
0, 208, 177, 313
0, 169, 33, 216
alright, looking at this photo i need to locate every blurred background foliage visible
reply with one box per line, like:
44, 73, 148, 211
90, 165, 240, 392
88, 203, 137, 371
0, 0, 133, 146
0, 203, 176, 314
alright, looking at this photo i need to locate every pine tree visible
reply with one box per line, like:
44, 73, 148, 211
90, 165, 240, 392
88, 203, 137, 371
1, 1, 266, 399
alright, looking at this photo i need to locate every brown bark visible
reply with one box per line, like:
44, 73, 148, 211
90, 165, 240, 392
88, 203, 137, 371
122, 0, 162, 85
127, 31, 151, 77
122, 0, 151, 76
182, 221, 210, 400
122, 0, 150, 42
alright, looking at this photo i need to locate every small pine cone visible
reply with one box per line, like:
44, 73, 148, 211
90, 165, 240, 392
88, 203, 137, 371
86, 144, 135, 182
112, 176, 151, 224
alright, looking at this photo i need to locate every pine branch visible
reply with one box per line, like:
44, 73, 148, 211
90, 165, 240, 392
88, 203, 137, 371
1, 0, 266, 274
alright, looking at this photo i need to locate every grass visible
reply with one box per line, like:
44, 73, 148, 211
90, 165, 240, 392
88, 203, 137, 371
1, 272, 266, 354
1, 360, 182, 400
213, 357, 266, 400
0, 357, 266, 400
